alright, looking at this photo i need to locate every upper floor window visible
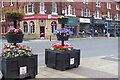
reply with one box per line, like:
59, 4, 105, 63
24, 2, 34, 15
28, 2, 32, 13
1, 14, 5, 22
83, 0, 88, 4
83, 8, 90, 17
52, 2, 57, 14
68, 5, 72, 15
10, 0, 13, 6
115, 13, 120, 20
40, 2, 45, 14
116, 5, 119, 10
96, 0, 100, 7
107, 2, 111, 9
94, 10, 101, 18
107, 11, 112, 19
2, 1, 4, 8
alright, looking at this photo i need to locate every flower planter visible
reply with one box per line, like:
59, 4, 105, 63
56, 34, 69, 41
6, 34, 24, 43
1, 55, 38, 79
58, 18, 68, 24
45, 49, 80, 71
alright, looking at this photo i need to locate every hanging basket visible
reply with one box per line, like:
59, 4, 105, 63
56, 34, 69, 41
58, 18, 68, 24
6, 34, 24, 43
5, 11, 24, 21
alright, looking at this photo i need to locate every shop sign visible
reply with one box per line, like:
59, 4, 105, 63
24, 15, 59, 20
94, 19, 105, 24
80, 18, 90, 23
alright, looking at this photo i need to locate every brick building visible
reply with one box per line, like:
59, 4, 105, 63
0, 1, 120, 38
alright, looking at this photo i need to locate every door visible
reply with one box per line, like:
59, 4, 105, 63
40, 26, 45, 38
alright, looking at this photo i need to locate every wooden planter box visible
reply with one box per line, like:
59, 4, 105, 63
1, 55, 38, 79
6, 34, 24, 43
45, 49, 80, 71
58, 18, 68, 24
56, 34, 69, 41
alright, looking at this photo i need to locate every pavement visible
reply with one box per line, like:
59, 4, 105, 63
28, 37, 118, 42
35, 56, 119, 78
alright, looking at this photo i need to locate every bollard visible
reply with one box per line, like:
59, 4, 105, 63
50, 36, 51, 41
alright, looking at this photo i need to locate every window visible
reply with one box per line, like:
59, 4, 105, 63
115, 13, 120, 20
1, 14, 5, 22
96, 0, 100, 7
116, 5, 119, 10
30, 21, 35, 33
107, 11, 112, 19
40, 2, 45, 14
24, 2, 34, 15
83, 8, 90, 17
68, 5, 72, 15
107, 2, 111, 9
83, 0, 88, 4
52, 2, 57, 14
28, 2, 32, 13
51, 21, 57, 33
23, 22, 28, 33
10, 0, 13, 6
2, 1, 4, 8
94, 10, 101, 18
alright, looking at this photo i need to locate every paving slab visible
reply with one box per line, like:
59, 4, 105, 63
36, 57, 118, 78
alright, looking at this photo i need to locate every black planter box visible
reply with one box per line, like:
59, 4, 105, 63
6, 34, 24, 43
56, 34, 69, 41
58, 18, 68, 24
45, 49, 80, 71
1, 55, 37, 79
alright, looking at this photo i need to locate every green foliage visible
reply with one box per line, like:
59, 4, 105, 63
5, 11, 24, 21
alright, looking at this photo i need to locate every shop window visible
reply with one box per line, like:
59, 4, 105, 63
52, 2, 57, 15
40, 2, 45, 14
30, 21, 35, 33
51, 21, 57, 33
23, 22, 28, 33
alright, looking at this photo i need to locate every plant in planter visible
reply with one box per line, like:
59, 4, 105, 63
1, 44, 37, 79
45, 43, 80, 71
50, 43, 74, 51
6, 27, 24, 43
58, 16, 68, 24
54, 28, 73, 41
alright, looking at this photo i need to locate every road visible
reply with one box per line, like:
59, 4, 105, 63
0, 38, 118, 65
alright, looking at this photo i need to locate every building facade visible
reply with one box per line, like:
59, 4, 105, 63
0, 1, 120, 38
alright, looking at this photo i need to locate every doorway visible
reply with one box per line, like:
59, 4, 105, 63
40, 26, 45, 38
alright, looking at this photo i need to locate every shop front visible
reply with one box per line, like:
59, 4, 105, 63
65, 17, 79, 38
93, 19, 105, 36
105, 20, 120, 37
20, 15, 61, 39
79, 17, 91, 32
